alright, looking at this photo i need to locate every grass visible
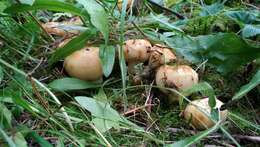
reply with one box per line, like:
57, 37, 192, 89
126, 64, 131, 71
0, 0, 259, 146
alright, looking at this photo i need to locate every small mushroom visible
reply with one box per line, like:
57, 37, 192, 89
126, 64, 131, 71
64, 47, 103, 81
149, 44, 177, 69
156, 65, 198, 92
155, 65, 198, 102
123, 39, 152, 74
183, 98, 228, 130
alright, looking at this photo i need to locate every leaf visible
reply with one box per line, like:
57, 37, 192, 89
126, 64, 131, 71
233, 69, 260, 100
20, 0, 35, 5
13, 132, 27, 147
75, 96, 139, 132
0, 103, 13, 129
49, 29, 97, 64
167, 123, 221, 147
242, 24, 260, 38
92, 117, 118, 133
4, 0, 89, 20
49, 78, 101, 91
182, 82, 216, 108
200, 2, 224, 16
225, 10, 259, 24
166, 33, 260, 74
99, 45, 115, 77
150, 13, 183, 32
76, 0, 109, 42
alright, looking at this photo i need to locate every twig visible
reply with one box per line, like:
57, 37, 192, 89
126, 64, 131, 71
145, 81, 154, 113
147, 0, 185, 20
122, 104, 155, 115
29, 75, 50, 113
28, 58, 44, 75
167, 127, 260, 143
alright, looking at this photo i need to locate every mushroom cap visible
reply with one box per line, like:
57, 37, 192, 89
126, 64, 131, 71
149, 44, 177, 69
123, 39, 152, 63
183, 98, 228, 130
64, 47, 103, 81
156, 65, 198, 92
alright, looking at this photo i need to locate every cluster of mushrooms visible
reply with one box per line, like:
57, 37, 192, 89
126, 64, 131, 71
63, 39, 228, 130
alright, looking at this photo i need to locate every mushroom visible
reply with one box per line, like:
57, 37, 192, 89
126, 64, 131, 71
149, 44, 177, 69
64, 47, 103, 81
156, 65, 198, 91
155, 65, 198, 101
117, 0, 133, 11
183, 98, 228, 130
123, 39, 152, 74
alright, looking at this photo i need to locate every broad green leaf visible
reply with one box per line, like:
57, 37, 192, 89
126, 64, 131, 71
75, 96, 121, 132
166, 33, 260, 74
167, 122, 221, 147
49, 78, 101, 91
13, 132, 27, 147
225, 10, 259, 24
242, 24, 260, 38
20, 0, 35, 5
75, 96, 140, 132
76, 0, 109, 42
151, 13, 183, 32
92, 117, 118, 133
49, 29, 97, 64
99, 45, 115, 77
4, 0, 89, 20
182, 82, 216, 108
200, 2, 224, 16
93, 88, 108, 102
232, 69, 260, 100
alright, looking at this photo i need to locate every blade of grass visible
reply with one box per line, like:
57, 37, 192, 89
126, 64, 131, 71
0, 127, 16, 147
119, 0, 128, 111
0, 58, 74, 131
220, 127, 241, 147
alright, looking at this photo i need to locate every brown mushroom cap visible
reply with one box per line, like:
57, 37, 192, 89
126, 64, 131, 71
155, 65, 199, 93
183, 98, 228, 130
149, 44, 177, 69
64, 47, 103, 81
123, 39, 152, 63
156, 65, 198, 92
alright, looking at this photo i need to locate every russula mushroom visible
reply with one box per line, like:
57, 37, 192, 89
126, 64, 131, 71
156, 65, 198, 92
64, 47, 103, 81
183, 98, 228, 130
149, 44, 177, 69
155, 65, 198, 102
117, 0, 132, 11
123, 39, 152, 74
